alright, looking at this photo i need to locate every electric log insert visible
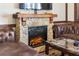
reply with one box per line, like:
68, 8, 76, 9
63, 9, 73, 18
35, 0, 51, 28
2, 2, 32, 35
28, 26, 47, 48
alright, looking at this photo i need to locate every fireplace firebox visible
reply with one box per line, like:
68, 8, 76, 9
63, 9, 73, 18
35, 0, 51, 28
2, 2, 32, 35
28, 26, 47, 48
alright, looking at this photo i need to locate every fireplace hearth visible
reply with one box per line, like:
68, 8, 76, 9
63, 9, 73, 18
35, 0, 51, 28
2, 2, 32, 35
28, 26, 47, 48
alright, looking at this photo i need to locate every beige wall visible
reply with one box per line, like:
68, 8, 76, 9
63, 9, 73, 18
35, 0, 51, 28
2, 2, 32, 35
0, 3, 53, 25
0, 3, 71, 25
0, 3, 17, 25
53, 3, 75, 21
53, 3, 66, 21
68, 3, 74, 21
0, 3, 31, 25
0, 3, 75, 24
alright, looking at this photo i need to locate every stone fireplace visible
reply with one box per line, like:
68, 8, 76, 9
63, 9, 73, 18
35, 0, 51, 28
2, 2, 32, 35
15, 13, 57, 52
28, 26, 47, 48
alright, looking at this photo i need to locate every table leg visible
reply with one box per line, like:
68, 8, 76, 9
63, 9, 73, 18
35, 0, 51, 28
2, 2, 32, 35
61, 52, 65, 56
45, 43, 49, 55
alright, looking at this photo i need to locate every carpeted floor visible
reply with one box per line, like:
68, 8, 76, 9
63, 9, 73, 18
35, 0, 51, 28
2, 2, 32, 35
0, 42, 39, 56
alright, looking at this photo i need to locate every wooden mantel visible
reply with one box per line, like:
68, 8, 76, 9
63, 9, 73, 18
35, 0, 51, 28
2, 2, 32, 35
18, 13, 57, 18
17, 13, 57, 23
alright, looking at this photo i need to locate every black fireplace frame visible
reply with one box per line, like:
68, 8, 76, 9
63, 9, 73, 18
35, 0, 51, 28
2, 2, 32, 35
28, 26, 48, 48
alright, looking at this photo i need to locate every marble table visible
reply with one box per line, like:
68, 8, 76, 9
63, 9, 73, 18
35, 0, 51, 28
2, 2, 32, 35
45, 39, 79, 56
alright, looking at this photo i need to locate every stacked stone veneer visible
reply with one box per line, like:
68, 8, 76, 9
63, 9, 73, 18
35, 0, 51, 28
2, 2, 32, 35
19, 17, 53, 52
